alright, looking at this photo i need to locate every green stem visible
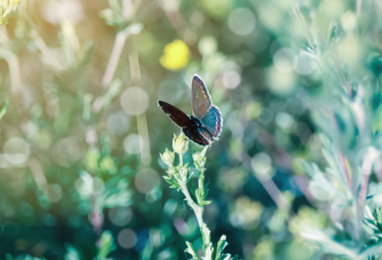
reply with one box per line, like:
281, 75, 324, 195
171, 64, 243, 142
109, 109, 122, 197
179, 153, 183, 166
179, 182, 211, 257
177, 152, 211, 259
199, 170, 205, 197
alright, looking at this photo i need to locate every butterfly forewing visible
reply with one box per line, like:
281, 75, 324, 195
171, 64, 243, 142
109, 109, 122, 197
158, 101, 190, 127
201, 105, 223, 138
191, 75, 212, 119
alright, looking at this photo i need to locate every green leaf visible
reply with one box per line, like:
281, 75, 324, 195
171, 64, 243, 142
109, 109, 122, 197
163, 176, 181, 190
65, 245, 81, 260
97, 230, 116, 259
360, 243, 382, 257
141, 241, 153, 260
300, 227, 358, 258
185, 241, 199, 260
215, 235, 230, 260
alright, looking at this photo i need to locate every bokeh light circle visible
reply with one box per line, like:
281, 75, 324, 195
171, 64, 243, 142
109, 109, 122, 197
43, 183, 63, 203
228, 8, 256, 36
198, 36, 217, 56
276, 112, 294, 129
123, 134, 142, 155
108, 206, 133, 227
273, 48, 295, 73
120, 87, 149, 116
293, 52, 316, 75
40, 0, 84, 24
4, 137, 30, 165
258, 108, 273, 125
222, 71, 241, 89
107, 111, 129, 135
134, 168, 161, 194
373, 194, 382, 206
157, 79, 185, 104
35, 130, 52, 150
52, 137, 82, 167
341, 12, 357, 31
159, 0, 180, 12
267, 66, 296, 95
117, 229, 137, 249
251, 153, 273, 178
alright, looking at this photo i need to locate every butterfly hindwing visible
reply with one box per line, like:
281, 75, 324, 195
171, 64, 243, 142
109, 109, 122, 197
158, 101, 190, 128
201, 105, 223, 138
192, 74, 212, 119
183, 125, 213, 146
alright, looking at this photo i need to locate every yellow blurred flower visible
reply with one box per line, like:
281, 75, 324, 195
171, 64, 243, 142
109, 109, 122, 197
160, 39, 191, 71
0, 0, 20, 25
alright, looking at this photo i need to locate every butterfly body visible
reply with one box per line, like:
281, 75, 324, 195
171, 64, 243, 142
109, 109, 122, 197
189, 115, 202, 128
158, 75, 223, 146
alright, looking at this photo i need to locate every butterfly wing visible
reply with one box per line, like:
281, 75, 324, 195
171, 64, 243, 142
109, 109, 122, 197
201, 105, 223, 138
160, 74, 223, 146
158, 100, 190, 127
183, 125, 213, 146
192, 74, 212, 119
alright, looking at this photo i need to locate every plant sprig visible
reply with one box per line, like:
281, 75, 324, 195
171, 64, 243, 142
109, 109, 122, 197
160, 133, 233, 260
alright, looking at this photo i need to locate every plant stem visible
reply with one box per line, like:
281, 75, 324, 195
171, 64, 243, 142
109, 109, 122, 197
356, 0, 362, 16
30, 30, 64, 71
102, 24, 143, 88
180, 182, 212, 258
179, 153, 183, 166
180, 182, 205, 236
178, 153, 212, 259
28, 158, 48, 190
0, 47, 22, 95
357, 147, 379, 239
199, 170, 205, 199
257, 176, 289, 211
136, 113, 151, 165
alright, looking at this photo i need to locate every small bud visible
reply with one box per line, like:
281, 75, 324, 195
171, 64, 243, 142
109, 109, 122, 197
160, 148, 175, 166
166, 166, 176, 175
173, 133, 189, 155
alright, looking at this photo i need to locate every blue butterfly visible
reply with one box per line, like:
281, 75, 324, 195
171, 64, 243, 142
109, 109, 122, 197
158, 74, 223, 146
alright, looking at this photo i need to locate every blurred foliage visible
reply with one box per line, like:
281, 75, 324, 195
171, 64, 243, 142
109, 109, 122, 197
0, 0, 20, 25
2, 0, 382, 259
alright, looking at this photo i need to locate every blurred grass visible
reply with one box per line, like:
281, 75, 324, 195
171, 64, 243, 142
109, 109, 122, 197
1, 0, 382, 259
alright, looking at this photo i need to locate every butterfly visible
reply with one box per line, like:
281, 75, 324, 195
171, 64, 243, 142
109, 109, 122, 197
158, 74, 223, 146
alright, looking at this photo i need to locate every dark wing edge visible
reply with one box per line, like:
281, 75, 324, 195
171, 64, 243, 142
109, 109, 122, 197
191, 74, 212, 119
158, 100, 190, 127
